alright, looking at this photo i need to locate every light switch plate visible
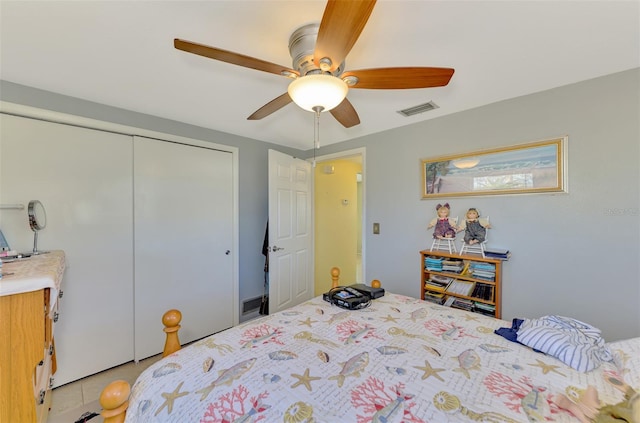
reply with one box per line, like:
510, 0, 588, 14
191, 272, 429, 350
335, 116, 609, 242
373, 223, 380, 234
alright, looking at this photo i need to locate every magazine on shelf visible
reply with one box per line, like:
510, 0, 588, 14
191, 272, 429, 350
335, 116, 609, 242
425, 284, 447, 293
431, 274, 454, 284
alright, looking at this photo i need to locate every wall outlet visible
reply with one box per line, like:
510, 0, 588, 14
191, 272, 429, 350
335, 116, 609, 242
373, 222, 380, 234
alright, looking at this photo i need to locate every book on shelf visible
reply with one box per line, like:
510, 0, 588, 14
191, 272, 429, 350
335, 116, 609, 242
426, 255, 445, 260
431, 274, 454, 284
470, 283, 494, 301
425, 256, 444, 271
473, 305, 496, 316
472, 273, 495, 278
424, 291, 446, 305
425, 283, 446, 293
446, 280, 475, 296
469, 262, 496, 271
473, 301, 496, 313
473, 301, 496, 315
451, 298, 474, 311
471, 272, 495, 282
468, 261, 496, 281
442, 258, 464, 273
484, 247, 509, 254
484, 248, 511, 260
425, 256, 444, 262
425, 276, 453, 292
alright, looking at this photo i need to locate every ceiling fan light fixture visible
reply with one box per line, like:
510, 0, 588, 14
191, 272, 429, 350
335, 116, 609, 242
288, 74, 348, 112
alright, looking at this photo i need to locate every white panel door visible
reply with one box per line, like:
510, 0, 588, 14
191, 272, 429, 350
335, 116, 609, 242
0, 114, 134, 387
268, 150, 313, 313
134, 136, 234, 360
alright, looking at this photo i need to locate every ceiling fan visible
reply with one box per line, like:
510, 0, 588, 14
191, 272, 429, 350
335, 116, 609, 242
174, 0, 454, 128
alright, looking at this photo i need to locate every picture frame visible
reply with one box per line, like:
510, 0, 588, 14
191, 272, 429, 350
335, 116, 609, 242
421, 137, 567, 198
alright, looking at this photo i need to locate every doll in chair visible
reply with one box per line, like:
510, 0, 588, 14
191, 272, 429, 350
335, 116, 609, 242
428, 203, 458, 239
458, 207, 491, 245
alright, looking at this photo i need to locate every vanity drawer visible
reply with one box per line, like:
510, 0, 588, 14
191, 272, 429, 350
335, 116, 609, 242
33, 344, 53, 398
35, 387, 52, 423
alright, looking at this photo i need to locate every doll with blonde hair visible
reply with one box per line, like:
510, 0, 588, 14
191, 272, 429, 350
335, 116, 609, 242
428, 203, 458, 239
458, 207, 491, 245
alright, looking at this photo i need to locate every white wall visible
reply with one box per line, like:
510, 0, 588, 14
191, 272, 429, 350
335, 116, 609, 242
320, 68, 640, 342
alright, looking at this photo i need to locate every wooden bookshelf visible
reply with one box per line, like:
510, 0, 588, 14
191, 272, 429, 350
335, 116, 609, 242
420, 250, 503, 318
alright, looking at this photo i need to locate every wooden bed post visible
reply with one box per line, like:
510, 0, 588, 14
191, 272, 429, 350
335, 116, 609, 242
162, 309, 182, 357
331, 267, 341, 288
100, 379, 130, 423
99, 308, 184, 421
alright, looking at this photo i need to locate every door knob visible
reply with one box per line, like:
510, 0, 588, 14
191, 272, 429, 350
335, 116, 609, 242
271, 246, 284, 252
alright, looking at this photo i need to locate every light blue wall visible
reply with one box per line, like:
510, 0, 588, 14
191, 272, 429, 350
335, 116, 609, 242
318, 68, 640, 341
3, 68, 638, 341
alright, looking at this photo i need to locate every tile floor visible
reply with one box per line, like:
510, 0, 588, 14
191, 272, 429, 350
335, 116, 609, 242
47, 354, 162, 421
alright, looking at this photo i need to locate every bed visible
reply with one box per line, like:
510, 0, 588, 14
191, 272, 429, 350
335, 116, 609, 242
99, 270, 639, 423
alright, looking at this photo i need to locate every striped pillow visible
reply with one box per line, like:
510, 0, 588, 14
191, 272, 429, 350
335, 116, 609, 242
516, 315, 613, 372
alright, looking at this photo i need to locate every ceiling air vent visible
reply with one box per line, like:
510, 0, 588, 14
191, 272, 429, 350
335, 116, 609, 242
397, 101, 439, 117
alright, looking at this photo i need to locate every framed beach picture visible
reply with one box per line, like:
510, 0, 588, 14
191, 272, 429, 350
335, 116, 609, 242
421, 137, 567, 198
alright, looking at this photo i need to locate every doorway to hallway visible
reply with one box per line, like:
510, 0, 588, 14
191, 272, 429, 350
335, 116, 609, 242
313, 148, 365, 296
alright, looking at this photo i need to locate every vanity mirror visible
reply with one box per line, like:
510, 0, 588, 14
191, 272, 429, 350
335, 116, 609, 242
28, 200, 48, 254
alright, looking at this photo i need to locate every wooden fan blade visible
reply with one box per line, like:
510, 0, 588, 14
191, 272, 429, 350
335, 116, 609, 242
247, 93, 293, 120
314, 0, 376, 72
175, 39, 298, 77
342, 67, 455, 89
330, 98, 360, 128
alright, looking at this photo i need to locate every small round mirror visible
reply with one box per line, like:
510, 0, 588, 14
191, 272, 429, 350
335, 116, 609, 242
28, 200, 47, 231
28, 200, 47, 254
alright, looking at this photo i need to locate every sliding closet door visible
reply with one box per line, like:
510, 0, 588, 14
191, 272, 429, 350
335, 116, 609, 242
0, 114, 134, 387
133, 136, 234, 360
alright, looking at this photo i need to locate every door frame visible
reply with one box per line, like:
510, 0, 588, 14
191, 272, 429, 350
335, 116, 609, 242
311, 147, 366, 286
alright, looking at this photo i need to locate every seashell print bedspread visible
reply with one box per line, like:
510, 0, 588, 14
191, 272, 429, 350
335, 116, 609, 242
124, 293, 639, 422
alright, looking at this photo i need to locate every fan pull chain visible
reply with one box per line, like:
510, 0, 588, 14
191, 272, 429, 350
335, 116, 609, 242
312, 106, 324, 168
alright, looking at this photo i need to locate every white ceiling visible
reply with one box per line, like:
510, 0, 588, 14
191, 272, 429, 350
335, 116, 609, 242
1, 1, 638, 151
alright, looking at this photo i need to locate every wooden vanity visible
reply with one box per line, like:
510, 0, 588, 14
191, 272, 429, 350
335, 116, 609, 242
0, 251, 65, 423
